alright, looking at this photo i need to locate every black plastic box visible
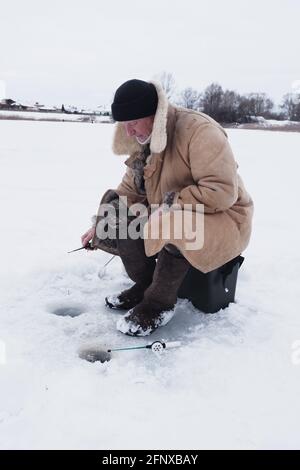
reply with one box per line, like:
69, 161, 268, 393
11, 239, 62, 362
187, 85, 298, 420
178, 255, 244, 313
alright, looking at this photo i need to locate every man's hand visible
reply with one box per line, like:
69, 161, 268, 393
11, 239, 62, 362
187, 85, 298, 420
81, 227, 96, 247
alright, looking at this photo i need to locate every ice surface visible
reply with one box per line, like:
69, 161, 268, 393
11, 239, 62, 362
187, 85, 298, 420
0, 120, 300, 449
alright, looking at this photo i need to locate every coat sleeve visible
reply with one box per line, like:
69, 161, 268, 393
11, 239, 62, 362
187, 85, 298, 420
175, 124, 238, 213
92, 167, 147, 231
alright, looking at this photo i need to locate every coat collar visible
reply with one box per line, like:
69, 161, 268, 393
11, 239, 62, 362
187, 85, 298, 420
112, 81, 170, 156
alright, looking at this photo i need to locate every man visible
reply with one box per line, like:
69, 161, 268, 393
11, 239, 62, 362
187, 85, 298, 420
81, 79, 253, 336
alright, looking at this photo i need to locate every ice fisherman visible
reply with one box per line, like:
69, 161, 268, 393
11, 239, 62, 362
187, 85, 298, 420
81, 79, 253, 336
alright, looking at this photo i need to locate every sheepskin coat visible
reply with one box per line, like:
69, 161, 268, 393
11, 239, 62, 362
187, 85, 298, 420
108, 82, 254, 273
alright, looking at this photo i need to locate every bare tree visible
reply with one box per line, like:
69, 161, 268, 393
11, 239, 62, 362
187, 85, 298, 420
236, 93, 274, 122
179, 87, 201, 110
155, 71, 176, 100
280, 93, 300, 121
200, 83, 224, 120
219, 90, 240, 123
237, 95, 252, 121
246, 93, 274, 116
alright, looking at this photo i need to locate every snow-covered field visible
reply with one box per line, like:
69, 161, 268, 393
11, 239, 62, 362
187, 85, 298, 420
0, 120, 299, 450
0, 110, 111, 123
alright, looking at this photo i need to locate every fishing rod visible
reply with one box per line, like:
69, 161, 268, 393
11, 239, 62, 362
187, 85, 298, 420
108, 340, 181, 354
68, 242, 94, 253
79, 340, 182, 363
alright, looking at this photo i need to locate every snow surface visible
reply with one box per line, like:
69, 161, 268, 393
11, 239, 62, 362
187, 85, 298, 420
0, 120, 300, 450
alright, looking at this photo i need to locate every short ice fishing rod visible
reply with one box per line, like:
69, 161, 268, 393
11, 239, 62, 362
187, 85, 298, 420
79, 340, 182, 363
108, 340, 181, 354
68, 242, 94, 253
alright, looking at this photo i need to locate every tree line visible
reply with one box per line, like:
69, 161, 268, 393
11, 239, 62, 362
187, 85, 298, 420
158, 72, 300, 124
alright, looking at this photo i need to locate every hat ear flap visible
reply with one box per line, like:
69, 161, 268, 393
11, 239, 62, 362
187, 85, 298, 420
149, 81, 169, 154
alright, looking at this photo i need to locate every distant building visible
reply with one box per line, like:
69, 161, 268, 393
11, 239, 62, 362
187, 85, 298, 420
0, 98, 16, 107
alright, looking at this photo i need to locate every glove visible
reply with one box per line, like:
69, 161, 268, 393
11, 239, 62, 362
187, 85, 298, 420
100, 189, 119, 205
91, 189, 119, 227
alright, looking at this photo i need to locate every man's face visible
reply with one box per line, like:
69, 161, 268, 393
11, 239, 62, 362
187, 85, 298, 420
123, 116, 154, 143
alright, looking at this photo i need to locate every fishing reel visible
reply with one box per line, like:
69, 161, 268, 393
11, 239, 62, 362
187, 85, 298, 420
147, 341, 181, 357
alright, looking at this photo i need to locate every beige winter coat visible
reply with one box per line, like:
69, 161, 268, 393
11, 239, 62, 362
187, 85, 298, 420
108, 82, 253, 273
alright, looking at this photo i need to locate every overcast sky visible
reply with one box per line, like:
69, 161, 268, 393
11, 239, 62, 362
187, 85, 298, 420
0, 0, 299, 107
